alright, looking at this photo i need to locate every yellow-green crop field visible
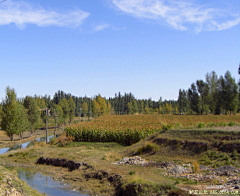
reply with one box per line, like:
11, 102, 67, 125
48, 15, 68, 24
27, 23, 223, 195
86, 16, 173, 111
65, 114, 240, 145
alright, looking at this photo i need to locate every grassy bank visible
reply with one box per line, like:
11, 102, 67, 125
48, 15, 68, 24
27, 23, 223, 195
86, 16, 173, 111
0, 165, 43, 196
0, 114, 239, 195
0, 126, 239, 195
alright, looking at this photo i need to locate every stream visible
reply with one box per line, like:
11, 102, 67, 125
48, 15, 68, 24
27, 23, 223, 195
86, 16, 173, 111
0, 135, 89, 196
0, 135, 56, 155
18, 169, 88, 196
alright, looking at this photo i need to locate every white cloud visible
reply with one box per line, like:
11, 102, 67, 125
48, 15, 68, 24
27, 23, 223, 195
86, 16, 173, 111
93, 24, 110, 32
112, 0, 240, 32
0, 1, 89, 29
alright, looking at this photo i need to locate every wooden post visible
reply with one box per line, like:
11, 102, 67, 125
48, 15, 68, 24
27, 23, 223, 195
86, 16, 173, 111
46, 107, 48, 143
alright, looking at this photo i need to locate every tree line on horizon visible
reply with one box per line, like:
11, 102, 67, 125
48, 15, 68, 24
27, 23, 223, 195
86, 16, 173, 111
0, 69, 239, 141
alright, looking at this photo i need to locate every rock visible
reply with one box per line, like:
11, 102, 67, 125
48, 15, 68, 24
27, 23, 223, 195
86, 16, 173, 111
168, 165, 188, 175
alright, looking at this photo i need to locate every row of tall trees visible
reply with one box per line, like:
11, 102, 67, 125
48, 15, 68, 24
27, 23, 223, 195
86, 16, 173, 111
178, 71, 239, 115
0, 87, 77, 142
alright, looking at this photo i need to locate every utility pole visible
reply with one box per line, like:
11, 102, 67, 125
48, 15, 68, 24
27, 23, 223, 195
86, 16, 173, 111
46, 107, 48, 143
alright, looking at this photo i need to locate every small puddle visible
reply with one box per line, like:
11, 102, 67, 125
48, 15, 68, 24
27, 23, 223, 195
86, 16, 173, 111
18, 169, 88, 196
0, 135, 58, 155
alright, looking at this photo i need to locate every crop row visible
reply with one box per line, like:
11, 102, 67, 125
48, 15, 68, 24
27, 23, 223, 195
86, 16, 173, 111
65, 126, 158, 145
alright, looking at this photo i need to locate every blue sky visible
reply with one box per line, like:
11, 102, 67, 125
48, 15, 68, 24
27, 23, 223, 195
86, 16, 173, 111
0, 0, 239, 101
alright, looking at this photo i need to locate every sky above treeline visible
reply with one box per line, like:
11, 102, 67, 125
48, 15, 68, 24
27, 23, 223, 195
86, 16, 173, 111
0, 0, 239, 101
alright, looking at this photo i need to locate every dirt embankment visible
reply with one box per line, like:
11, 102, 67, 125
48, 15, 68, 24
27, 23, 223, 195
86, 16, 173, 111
0, 165, 24, 196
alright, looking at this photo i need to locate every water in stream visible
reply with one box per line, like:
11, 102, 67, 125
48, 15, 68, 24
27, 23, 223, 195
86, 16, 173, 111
0, 135, 57, 155
18, 169, 88, 196
0, 135, 89, 196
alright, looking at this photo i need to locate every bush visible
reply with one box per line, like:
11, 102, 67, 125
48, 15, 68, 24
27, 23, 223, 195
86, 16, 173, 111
136, 143, 159, 154
192, 161, 199, 173
229, 121, 235, 126
129, 171, 135, 175
197, 123, 205, 128
56, 132, 74, 147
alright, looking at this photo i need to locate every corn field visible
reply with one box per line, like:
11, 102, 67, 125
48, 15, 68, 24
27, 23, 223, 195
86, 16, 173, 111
65, 114, 240, 145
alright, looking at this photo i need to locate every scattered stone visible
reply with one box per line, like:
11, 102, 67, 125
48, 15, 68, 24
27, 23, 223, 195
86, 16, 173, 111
113, 156, 149, 166
213, 165, 240, 176
168, 165, 188, 175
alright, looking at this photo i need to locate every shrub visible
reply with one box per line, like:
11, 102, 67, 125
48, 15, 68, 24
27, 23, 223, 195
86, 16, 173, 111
192, 161, 199, 173
56, 132, 74, 147
229, 121, 235, 126
136, 143, 159, 154
162, 123, 173, 131
197, 123, 205, 128
129, 171, 135, 175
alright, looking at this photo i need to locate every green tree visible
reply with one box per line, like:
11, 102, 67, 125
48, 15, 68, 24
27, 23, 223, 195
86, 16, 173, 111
82, 102, 88, 117
144, 106, 149, 114
23, 96, 40, 136
177, 89, 189, 114
96, 94, 107, 116
68, 97, 76, 123
15, 103, 30, 140
219, 71, 239, 114
132, 100, 138, 114
92, 99, 100, 117
139, 100, 144, 114
50, 103, 63, 137
106, 101, 111, 115
188, 83, 200, 114
59, 98, 69, 125
164, 102, 173, 114
1, 87, 29, 142
196, 80, 209, 114
205, 71, 219, 114
127, 102, 134, 114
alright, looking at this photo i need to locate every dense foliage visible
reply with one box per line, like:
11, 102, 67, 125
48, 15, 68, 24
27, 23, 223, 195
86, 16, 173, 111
178, 70, 239, 115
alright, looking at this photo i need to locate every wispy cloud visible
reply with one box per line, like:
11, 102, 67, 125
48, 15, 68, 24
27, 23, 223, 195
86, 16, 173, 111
0, 1, 89, 29
111, 0, 240, 32
93, 24, 110, 32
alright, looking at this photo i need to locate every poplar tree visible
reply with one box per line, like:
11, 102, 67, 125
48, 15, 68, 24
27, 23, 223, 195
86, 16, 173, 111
59, 98, 69, 125
82, 102, 88, 117
15, 103, 30, 140
92, 99, 100, 117
96, 94, 107, 115
107, 101, 111, 115
68, 97, 76, 123
1, 87, 29, 142
132, 100, 138, 114
196, 80, 209, 114
50, 103, 63, 137
219, 71, 239, 114
23, 96, 40, 136
127, 102, 134, 114
205, 71, 219, 114
188, 83, 200, 114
